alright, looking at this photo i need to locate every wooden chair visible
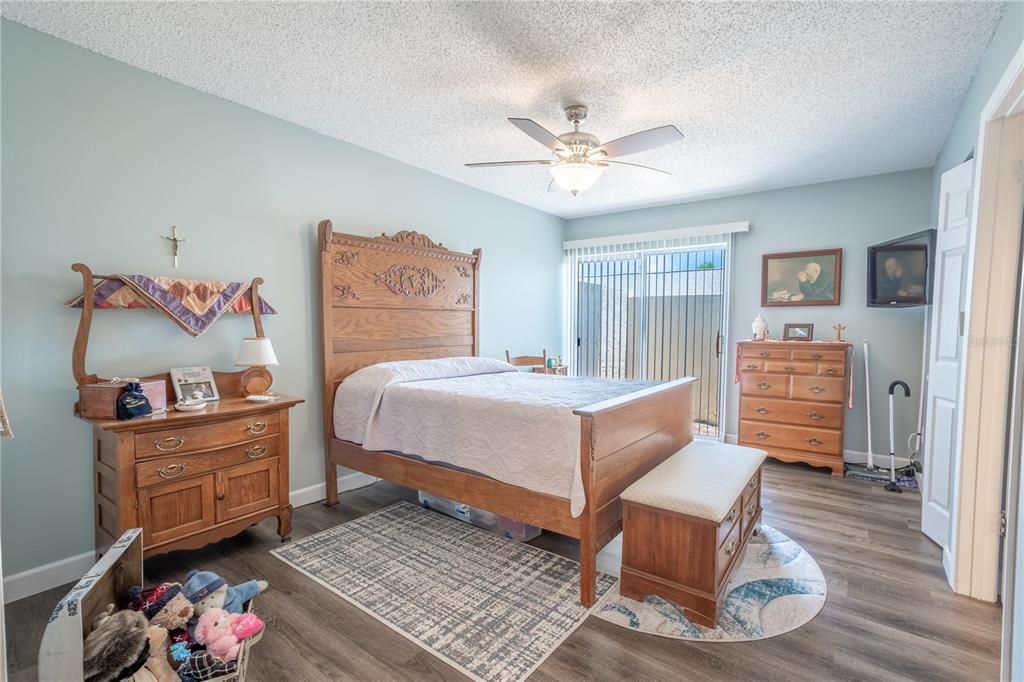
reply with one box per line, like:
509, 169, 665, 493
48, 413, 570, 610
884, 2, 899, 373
505, 349, 547, 368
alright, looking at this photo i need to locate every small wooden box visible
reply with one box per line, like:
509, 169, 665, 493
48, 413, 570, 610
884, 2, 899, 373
77, 380, 167, 419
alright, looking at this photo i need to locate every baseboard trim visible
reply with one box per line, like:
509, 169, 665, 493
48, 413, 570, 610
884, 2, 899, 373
3, 471, 379, 604
723, 434, 912, 468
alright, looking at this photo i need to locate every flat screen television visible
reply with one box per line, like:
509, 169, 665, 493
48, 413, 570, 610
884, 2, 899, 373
867, 229, 936, 307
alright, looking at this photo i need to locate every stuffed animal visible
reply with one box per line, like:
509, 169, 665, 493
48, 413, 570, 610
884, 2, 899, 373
124, 582, 194, 630
182, 570, 267, 616
82, 604, 150, 682
193, 608, 264, 662
177, 651, 237, 682
124, 626, 177, 682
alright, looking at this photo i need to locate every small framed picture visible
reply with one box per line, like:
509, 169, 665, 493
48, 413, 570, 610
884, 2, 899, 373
783, 323, 814, 341
170, 367, 220, 402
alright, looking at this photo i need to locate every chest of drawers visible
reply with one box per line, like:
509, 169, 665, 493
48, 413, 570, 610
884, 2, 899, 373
81, 394, 303, 558
737, 341, 850, 477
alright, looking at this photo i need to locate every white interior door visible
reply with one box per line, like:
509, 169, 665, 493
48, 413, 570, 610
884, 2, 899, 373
921, 160, 974, 552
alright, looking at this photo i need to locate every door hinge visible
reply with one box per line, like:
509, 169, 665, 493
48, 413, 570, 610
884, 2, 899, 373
1000, 509, 1008, 537
1015, 159, 1024, 183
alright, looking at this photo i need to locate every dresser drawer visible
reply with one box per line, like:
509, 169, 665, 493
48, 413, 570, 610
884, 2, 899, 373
741, 346, 789, 360
135, 413, 280, 459
739, 360, 764, 372
764, 359, 816, 375
791, 376, 846, 403
739, 397, 843, 428
791, 349, 846, 363
740, 373, 788, 398
739, 420, 843, 456
136, 437, 279, 487
818, 362, 845, 378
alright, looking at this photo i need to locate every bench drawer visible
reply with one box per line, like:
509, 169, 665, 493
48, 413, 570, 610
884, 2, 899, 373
790, 376, 846, 403
741, 373, 788, 398
740, 420, 843, 456
716, 520, 743, 587
135, 413, 280, 459
718, 497, 741, 547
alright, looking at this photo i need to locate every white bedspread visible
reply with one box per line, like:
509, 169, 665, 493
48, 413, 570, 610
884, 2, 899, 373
333, 357, 654, 517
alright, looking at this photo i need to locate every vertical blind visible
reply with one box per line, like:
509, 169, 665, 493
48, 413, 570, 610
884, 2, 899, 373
563, 223, 747, 436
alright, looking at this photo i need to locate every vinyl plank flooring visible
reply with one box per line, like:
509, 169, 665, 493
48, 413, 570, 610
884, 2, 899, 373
5, 462, 1001, 681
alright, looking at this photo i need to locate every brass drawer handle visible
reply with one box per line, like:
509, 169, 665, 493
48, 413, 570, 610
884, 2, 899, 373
811, 353, 823, 360
783, 366, 795, 372
247, 421, 269, 435
726, 508, 738, 523
246, 444, 268, 459
748, 478, 757, 488
216, 493, 225, 501
157, 463, 186, 479
745, 363, 759, 370
755, 431, 770, 439
724, 540, 737, 556
757, 382, 771, 390
825, 367, 838, 375
746, 504, 757, 518
807, 437, 825, 446
807, 411, 824, 420
756, 407, 770, 415
155, 436, 185, 452
759, 351, 771, 358
808, 384, 826, 394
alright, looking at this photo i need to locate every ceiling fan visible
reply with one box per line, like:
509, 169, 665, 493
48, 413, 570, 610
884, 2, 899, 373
466, 105, 683, 196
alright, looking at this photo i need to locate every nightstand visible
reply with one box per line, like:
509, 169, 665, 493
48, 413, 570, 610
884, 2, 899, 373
79, 393, 304, 558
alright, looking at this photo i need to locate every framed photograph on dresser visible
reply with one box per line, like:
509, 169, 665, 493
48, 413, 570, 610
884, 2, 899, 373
170, 366, 220, 402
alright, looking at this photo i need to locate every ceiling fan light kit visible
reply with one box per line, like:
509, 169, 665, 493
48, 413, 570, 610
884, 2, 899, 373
466, 105, 683, 196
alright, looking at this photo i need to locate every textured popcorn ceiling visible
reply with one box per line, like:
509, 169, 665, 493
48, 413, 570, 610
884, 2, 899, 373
3, 1, 1006, 219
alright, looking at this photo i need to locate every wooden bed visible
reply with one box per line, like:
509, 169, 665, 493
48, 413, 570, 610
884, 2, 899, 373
317, 219, 695, 606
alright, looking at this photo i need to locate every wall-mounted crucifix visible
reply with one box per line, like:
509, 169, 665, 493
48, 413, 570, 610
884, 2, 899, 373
162, 225, 187, 268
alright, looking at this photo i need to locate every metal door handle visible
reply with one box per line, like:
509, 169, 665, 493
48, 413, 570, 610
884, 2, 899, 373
756, 407, 770, 415
216, 493, 225, 501
247, 421, 268, 434
246, 444, 268, 459
155, 436, 185, 452
807, 437, 824, 446
716, 331, 722, 358
157, 463, 186, 479
808, 385, 825, 393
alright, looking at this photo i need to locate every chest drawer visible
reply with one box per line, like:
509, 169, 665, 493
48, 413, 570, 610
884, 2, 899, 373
741, 346, 789, 360
718, 497, 741, 547
135, 412, 280, 459
739, 420, 843, 456
135, 436, 279, 487
740, 373, 788, 398
791, 376, 846, 403
716, 519, 743, 587
791, 349, 846, 363
764, 359, 816, 375
818, 363, 845, 378
739, 397, 843, 428
739, 360, 764, 372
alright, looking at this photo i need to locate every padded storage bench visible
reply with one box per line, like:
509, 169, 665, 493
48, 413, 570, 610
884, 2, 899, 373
619, 440, 766, 627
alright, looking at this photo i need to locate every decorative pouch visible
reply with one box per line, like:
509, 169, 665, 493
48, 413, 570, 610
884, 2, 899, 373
117, 381, 153, 420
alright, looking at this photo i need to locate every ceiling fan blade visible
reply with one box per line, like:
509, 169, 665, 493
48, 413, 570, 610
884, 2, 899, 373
465, 160, 554, 168
547, 178, 558, 192
603, 160, 672, 177
593, 125, 683, 159
508, 118, 569, 155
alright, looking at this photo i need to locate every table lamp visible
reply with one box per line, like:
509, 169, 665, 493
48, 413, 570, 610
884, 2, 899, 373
236, 337, 279, 398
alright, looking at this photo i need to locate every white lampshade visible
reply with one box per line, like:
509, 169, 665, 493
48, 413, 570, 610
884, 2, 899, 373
235, 337, 279, 367
550, 161, 605, 195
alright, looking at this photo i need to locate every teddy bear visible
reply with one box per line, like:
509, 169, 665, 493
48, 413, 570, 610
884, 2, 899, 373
192, 607, 265, 662
124, 582, 194, 630
182, 570, 267, 616
82, 603, 150, 682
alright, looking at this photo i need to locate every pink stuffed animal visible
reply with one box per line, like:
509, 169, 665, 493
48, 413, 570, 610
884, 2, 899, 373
193, 608, 264, 662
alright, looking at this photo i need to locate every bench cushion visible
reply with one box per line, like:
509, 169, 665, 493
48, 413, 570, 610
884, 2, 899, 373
621, 440, 767, 522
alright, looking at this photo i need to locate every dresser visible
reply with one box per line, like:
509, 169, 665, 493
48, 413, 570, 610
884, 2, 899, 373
79, 393, 304, 558
737, 340, 850, 477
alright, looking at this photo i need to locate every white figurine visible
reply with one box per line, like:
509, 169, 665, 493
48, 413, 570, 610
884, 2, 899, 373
752, 314, 768, 341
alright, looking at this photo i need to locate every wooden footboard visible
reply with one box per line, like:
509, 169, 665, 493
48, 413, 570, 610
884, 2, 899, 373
574, 377, 696, 606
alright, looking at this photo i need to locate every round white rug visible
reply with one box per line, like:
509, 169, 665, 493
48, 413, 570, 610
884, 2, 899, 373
594, 525, 826, 641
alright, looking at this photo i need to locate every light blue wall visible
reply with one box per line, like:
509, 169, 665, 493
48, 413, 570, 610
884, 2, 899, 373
564, 169, 934, 458
930, 1, 1023, 225
0, 22, 564, 576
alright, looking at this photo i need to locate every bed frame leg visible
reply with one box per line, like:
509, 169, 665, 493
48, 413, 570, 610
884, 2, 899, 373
580, 523, 597, 607
325, 457, 339, 507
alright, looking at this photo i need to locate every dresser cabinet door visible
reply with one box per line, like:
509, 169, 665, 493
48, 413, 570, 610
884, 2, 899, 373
139, 475, 216, 546
215, 459, 280, 523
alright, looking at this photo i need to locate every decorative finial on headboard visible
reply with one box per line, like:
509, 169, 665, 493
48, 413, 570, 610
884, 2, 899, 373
318, 219, 334, 252
376, 230, 447, 250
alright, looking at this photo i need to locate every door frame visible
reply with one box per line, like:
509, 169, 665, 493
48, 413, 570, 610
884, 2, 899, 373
953, 40, 1024, 602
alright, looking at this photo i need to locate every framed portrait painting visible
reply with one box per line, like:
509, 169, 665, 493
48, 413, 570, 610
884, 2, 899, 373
761, 248, 842, 307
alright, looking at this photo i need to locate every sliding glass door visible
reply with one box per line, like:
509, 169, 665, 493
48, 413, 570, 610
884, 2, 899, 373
570, 244, 728, 437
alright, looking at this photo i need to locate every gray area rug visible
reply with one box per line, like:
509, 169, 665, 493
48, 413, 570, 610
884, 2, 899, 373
272, 501, 616, 682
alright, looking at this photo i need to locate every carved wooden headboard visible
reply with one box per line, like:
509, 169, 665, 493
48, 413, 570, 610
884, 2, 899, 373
317, 219, 481, 407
